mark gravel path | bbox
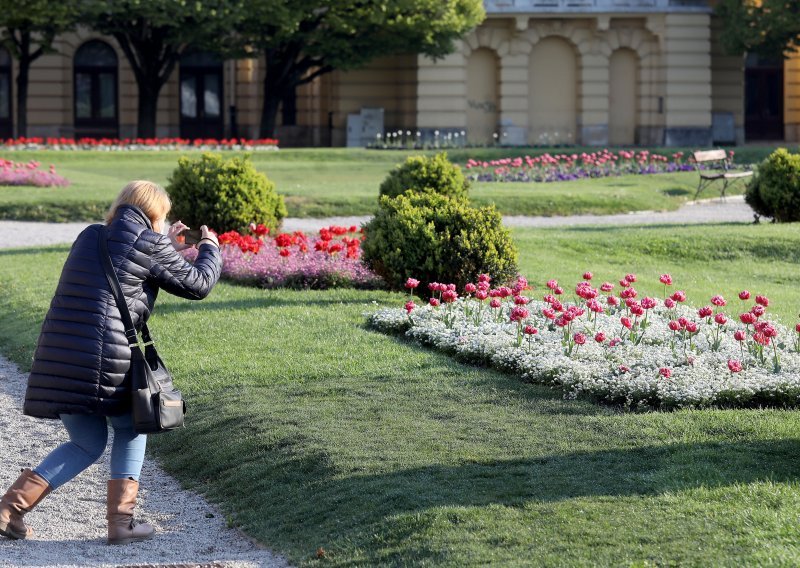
[0,195,755,250]
[0,356,290,568]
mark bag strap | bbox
[97,225,153,348]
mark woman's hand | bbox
[167,220,195,251]
[198,225,219,249]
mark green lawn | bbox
[1,222,799,566]
[0,146,776,221]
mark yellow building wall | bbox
[661,13,713,145]
[27,29,181,138]
[327,55,418,146]
[1,10,768,147]
[785,52,800,142]
[417,15,679,146]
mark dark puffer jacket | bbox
[24,205,222,419]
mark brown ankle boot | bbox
[0,468,52,540]
[106,478,155,545]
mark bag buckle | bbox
[125,329,138,347]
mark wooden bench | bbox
[691,149,753,200]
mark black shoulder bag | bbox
[98,226,186,434]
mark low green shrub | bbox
[378,152,469,201]
[362,192,518,293]
[166,153,286,232]
[745,148,800,222]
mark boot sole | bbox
[107,532,155,545]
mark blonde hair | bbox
[105,180,172,231]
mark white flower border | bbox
[367,300,800,410]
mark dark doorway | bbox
[73,40,119,139]
[0,47,11,138]
[179,52,224,140]
[745,54,784,141]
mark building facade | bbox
[0,0,796,146]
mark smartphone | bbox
[180,228,203,245]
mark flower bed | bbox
[368,273,800,409]
[464,149,739,183]
[1,137,279,151]
[182,224,382,290]
[0,158,69,187]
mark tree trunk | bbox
[259,69,286,140]
[15,56,29,138]
[135,82,162,139]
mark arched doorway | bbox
[74,40,118,139]
[529,37,577,145]
[180,52,224,139]
[609,48,639,145]
[0,47,11,138]
[466,48,499,145]
[745,53,784,141]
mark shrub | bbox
[745,148,800,222]
[166,152,286,232]
[362,192,518,293]
[378,152,469,201]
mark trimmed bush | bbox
[166,153,286,232]
[362,192,518,293]
[378,152,469,201]
[745,148,800,222]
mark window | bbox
[74,40,118,137]
[179,51,224,139]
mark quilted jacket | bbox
[23,204,222,419]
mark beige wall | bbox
[660,13,712,145]
[327,55,418,146]
[709,14,744,144]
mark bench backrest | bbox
[693,149,727,163]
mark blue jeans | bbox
[33,413,147,490]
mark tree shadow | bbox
[155,292,392,315]
[162,406,800,562]
[662,188,692,197]
[0,245,70,257]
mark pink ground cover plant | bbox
[370,272,800,409]
[182,224,382,290]
[0,158,69,187]
[463,149,741,183]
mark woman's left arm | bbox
[148,234,222,300]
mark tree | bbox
[716,0,800,59]
[82,0,244,138]
[235,0,485,139]
[0,0,78,137]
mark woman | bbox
[0,180,222,545]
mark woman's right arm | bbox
[147,229,222,300]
